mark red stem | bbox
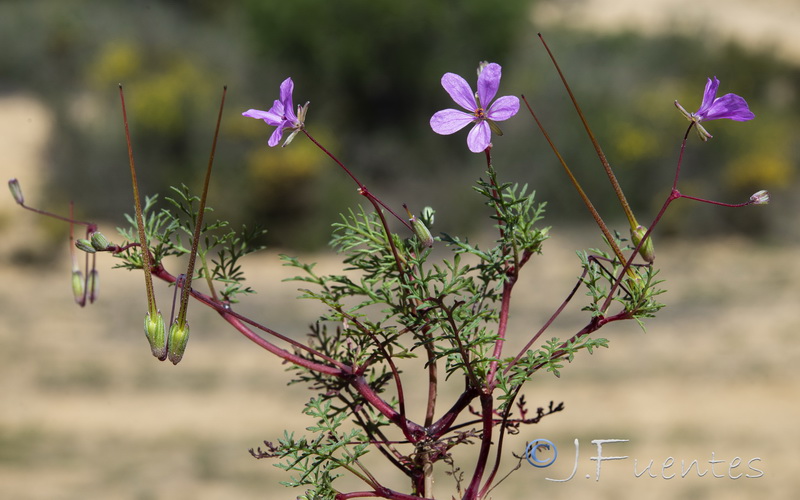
[503,260,588,377]
[335,489,432,500]
[149,263,429,440]
[303,129,412,231]
[485,279,514,387]
[461,394,494,500]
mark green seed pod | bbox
[75,238,96,253]
[71,270,85,304]
[410,215,434,248]
[630,225,655,264]
[87,269,99,303]
[144,311,167,361]
[90,231,111,251]
[167,321,190,365]
[8,178,24,205]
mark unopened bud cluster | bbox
[76,231,113,253]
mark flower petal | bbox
[486,95,520,122]
[702,93,755,122]
[477,63,501,107]
[242,108,283,126]
[697,77,719,116]
[441,73,477,111]
[267,124,286,147]
[430,109,475,135]
[466,121,491,153]
[279,78,294,106]
[280,80,298,123]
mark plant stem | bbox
[486,279,514,387]
[302,129,412,231]
[522,95,635,278]
[600,124,693,312]
[503,261,588,378]
[175,86,226,328]
[462,394,494,500]
[119,84,157,316]
[537,33,639,230]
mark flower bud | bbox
[75,238,96,253]
[90,231,111,251]
[409,215,434,248]
[749,190,769,205]
[8,178,24,205]
[167,321,190,365]
[144,311,167,361]
[71,269,85,304]
[420,206,435,226]
[630,225,655,264]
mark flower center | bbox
[474,107,486,120]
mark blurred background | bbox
[1,0,798,251]
[1,0,798,499]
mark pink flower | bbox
[430,62,519,153]
[675,76,754,141]
[243,77,308,147]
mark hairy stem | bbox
[175,86,226,328]
[537,33,639,230]
[522,95,635,278]
[119,84,157,316]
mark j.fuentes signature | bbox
[525,438,764,481]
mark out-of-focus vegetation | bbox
[1,0,797,249]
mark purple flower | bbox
[430,62,519,153]
[243,77,308,147]
[675,76,754,141]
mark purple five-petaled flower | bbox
[243,77,308,147]
[675,76,754,141]
[430,62,519,153]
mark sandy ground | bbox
[2,3,800,496]
[1,227,798,499]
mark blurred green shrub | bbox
[241,0,531,132]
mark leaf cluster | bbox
[273,171,562,491]
[578,233,666,329]
[114,184,266,303]
[250,397,370,500]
